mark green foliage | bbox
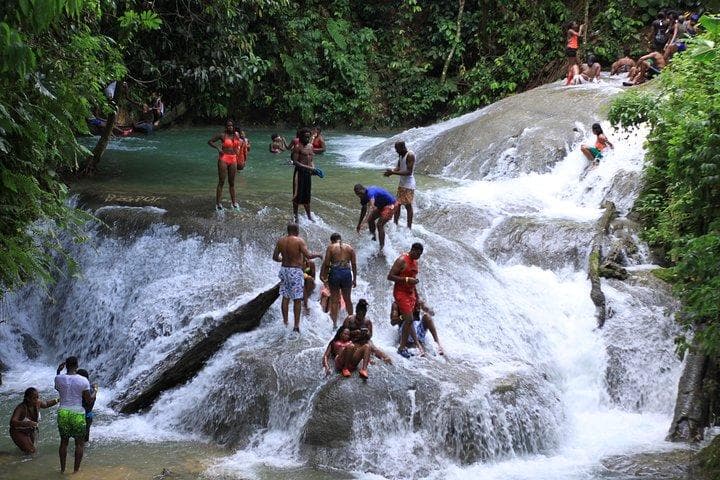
[610,15,720,356]
[0,0,124,292]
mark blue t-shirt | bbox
[361,186,396,208]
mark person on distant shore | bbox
[9,387,59,454]
[384,141,416,229]
[302,256,316,313]
[76,369,98,442]
[580,123,613,168]
[55,356,95,473]
[269,134,289,153]
[208,119,240,211]
[580,54,601,82]
[311,127,326,154]
[320,233,357,328]
[388,243,425,358]
[565,21,585,85]
[291,127,316,222]
[150,92,164,126]
[272,223,322,333]
[610,47,635,75]
[391,297,444,355]
[354,184,397,250]
[236,129,250,171]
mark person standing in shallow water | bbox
[354,184,397,250]
[291,127,315,222]
[208,119,240,211]
[9,387,59,454]
[384,140,416,229]
[273,223,322,333]
[55,356,95,473]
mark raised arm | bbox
[272,240,282,263]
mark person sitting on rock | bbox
[580,54,602,82]
[610,47,635,75]
[390,297,444,355]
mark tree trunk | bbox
[441,0,466,85]
[83,111,116,176]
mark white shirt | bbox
[55,373,91,413]
[398,150,416,190]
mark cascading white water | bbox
[0,77,685,479]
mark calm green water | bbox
[74,128,447,206]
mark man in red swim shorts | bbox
[387,242,424,358]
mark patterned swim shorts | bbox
[57,408,86,439]
[396,186,415,205]
[278,266,304,300]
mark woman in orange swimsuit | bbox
[565,21,585,85]
[208,120,240,211]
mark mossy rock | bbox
[651,267,676,284]
[691,435,720,480]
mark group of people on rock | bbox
[8,356,98,473]
[564,8,701,87]
[271,138,444,379]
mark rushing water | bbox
[0,75,690,479]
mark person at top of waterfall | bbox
[302,256,316,313]
[390,297,444,355]
[311,127,326,154]
[9,387,60,454]
[384,140,416,229]
[388,243,425,359]
[236,129,250,171]
[651,11,670,54]
[354,184,397,250]
[291,127,316,222]
[269,133,289,153]
[564,21,585,85]
[610,47,635,75]
[55,356,95,473]
[320,233,357,328]
[625,51,666,86]
[580,54,601,83]
[273,223,322,333]
[208,119,241,211]
[76,369,98,442]
[580,123,614,168]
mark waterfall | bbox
[0,76,683,479]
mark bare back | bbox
[328,242,354,265]
[275,235,310,268]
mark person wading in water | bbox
[291,127,316,222]
[208,119,241,211]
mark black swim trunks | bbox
[565,47,577,58]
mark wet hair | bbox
[287,223,299,235]
[225,118,234,126]
[299,127,311,137]
[66,356,78,370]
[411,242,424,253]
[356,299,369,313]
[271,133,278,140]
[330,233,341,243]
[587,54,596,65]
[328,325,348,348]
[592,123,603,134]
[354,184,365,194]
[77,369,89,379]
[395,140,406,150]
[23,387,38,402]
[657,12,665,20]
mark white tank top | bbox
[398,151,416,190]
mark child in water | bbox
[580,123,614,168]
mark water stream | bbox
[0,75,689,479]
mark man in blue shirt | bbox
[354,184,397,250]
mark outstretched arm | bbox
[356,205,368,232]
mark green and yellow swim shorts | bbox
[57,408,86,439]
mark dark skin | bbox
[320,237,358,327]
[10,390,59,454]
[56,361,96,473]
[388,247,425,355]
[384,142,415,228]
[291,130,315,222]
[354,186,392,250]
[208,121,239,207]
[272,225,321,330]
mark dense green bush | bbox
[609,15,720,357]
[0,0,126,292]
